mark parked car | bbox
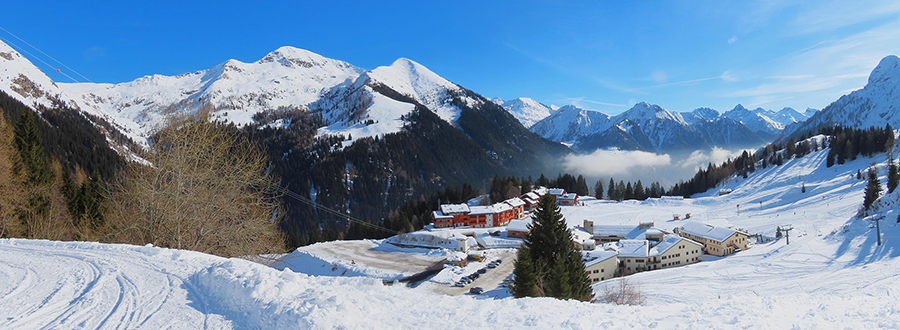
[469,287,484,294]
[478,268,487,274]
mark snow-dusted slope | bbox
[499,97,555,128]
[312,57,484,143]
[3,145,900,328]
[60,46,364,145]
[0,40,80,110]
[787,55,900,138]
[528,104,610,143]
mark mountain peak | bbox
[692,107,720,119]
[501,97,555,128]
[256,46,351,70]
[868,55,900,87]
[731,104,749,112]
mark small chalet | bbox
[506,219,531,238]
[521,192,541,211]
[674,221,750,256]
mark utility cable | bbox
[0,25,93,83]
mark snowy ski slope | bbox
[1,147,899,329]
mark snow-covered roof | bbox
[559,193,578,200]
[616,240,650,258]
[469,203,513,215]
[504,197,526,208]
[440,204,470,214]
[548,188,566,195]
[583,250,618,268]
[592,224,665,241]
[677,221,743,243]
[592,225,635,238]
[507,219,531,232]
[650,234,703,256]
[523,192,541,202]
[431,211,453,220]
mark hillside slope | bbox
[2,145,899,328]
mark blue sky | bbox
[3,0,900,115]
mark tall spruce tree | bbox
[594,179,604,199]
[607,178,615,201]
[511,194,591,300]
[864,167,882,210]
[888,158,899,194]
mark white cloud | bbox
[562,147,752,185]
[728,36,738,44]
[563,149,671,178]
[652,70,668,83]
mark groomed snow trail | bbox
[0,240,231,329]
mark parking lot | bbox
[420,251,517,297]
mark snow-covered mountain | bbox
[785,55,900,138]
[0,41,81,110]
[528,104,610,144]
[530,102,767,154]
[528,97,821,154]
[312,57,483,141]
[497,97,556,128]
[60,46,365,145]
[721,104,785,140]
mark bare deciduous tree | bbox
[110,112,284,257]
[596,278,646,306]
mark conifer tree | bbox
[594,179,603,199]
[511,194,591,300]
[607,178,615,201]
[889,158,900,194]
[864,167,882,210]
[511,246,537,298]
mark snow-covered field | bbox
[2,147,900,329]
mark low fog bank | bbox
[562,147,753,190]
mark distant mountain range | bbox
[506,98,817,154]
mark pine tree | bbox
[575,175,589,196]
[12,110,52,185]
[511,246,537,298]
[864,167,882,210]
[512,194,591,300]
[888,159,900,194]
[607,178,615,201]
[594,179,604,199]
[801,183,806,193]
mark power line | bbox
[0,34,79,83]
[0,26,93,82]
[272,184,399,235]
